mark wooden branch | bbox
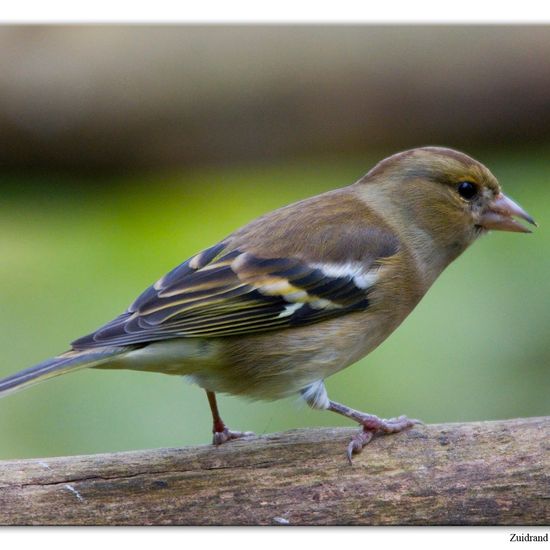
[0,417,548,525]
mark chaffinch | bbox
[0,147,536,460]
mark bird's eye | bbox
[457,181,478,200]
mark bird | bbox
[0,146,536,461]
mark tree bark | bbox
[0,417,548,525]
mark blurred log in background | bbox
[1,25,550,174]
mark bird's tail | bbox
[0,348,123,399]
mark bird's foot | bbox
[346,414,422,463]
[212,427,255,446]
[206,390,255,446]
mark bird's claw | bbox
[212,428,255,446]
[347,429,374,463]
[376,415,423,433]
[347,414,422,463]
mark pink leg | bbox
[327,400,422,463]
[206,391,254,445]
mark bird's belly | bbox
[115,310,401,401]
[187,311,398,400]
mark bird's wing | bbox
[71,230,399,349]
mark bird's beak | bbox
[478,193,537,233]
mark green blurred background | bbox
[0,26,548,459]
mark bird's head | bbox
[357,146,536,282]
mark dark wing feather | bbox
[72,232,398,350]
